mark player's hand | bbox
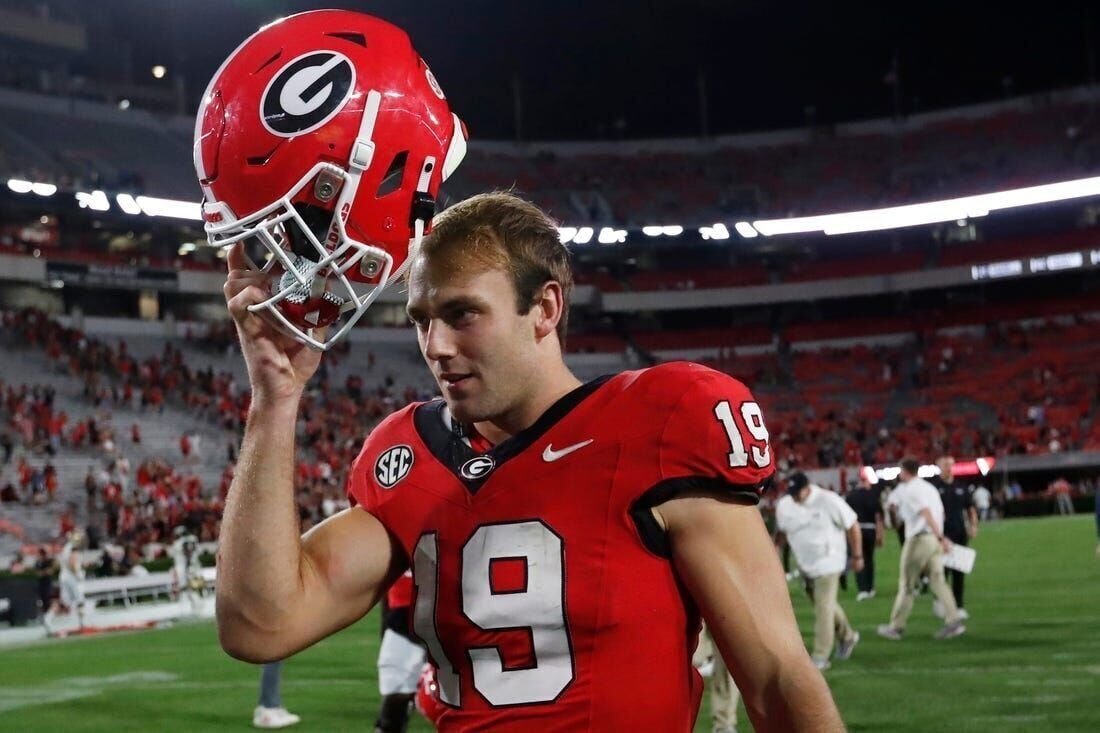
[875,531,884,548]
[851,556,865,573]
[940,537,953,553]
[968,523,978,539]
[224,242,323,405]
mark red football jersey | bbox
[347,362,774,732]
[387,569,414,609]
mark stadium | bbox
[0,1,1097,731]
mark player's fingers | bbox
[226,284,270,324]
[225,241,249,272]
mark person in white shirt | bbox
[972,484,992,521]
[878,458,966,640]
[169,526,204,611]
[45,530,87,631]
[775,473,862,670]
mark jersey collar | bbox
[413,374,612,494]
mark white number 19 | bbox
[714,400,771,469]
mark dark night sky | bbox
[98,0,1099,140]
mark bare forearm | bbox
[754,661,845,731]
[846,525,861,555]
[919,508,944,540]
[217,397,304,637]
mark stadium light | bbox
[75,190,110,212]
[752,174,1100,237]
[642,225,684,237]
[152,65,167,79]
[558,226,578,244]
[30,183,56,196]
[7,178,33,194]
[116,194,143,215]
[734,221,759,238]
[573,227,594,245]
[136,196,202,221]
[118,99,131,110]
[598,227,627,244]
[178,242,197,255]
[699,223,730,240]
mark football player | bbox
[203,11,841,731]
[374,570,426,733]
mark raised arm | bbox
[656,494,845,731]
[216,244,402,662]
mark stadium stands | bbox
[2,85,1098,224]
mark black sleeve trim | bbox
[629,475,768,559]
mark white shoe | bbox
[834,630,860,661]
[932,599,946,619]
[957,608,970,620]
[253,706,300,729]
[856,591,870,602]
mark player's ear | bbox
[532,280,563,341]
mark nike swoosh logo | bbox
[542,439,594,462]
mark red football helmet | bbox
[415,663,446,726]
[194,10,467,350]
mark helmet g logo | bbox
[261,51,355,137]
[375,445,414,489]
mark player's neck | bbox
[474,363,582,445]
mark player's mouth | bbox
[440,372,474,389]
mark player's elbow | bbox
[216,603,292,663]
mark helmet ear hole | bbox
[375,150,409,198]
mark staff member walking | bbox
[878,458,966,641]
[846,472,884,601]
[931,456,977,619]
[776,473,862,670]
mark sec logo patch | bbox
[375,445,414,489]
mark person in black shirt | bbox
[35,547,55,617]
[932,456,977,618]
[846,473,885,600]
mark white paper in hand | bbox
[943,544,977,574]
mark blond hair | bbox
[416,191,573,342]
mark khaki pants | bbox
[694,625,741,732]
[808,572,855,661]
[888,532,960,629]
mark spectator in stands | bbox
[775,472,862,670]
[878,458,965,641]
[84,465,98,511]
[931,456,977,620]
[0,430,11,463]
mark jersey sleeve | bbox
[657,369,775,499]
[344,408,411,514]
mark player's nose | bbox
[423,320,459,362]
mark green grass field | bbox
[3,515,1098,731]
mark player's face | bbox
[937,456,955,479]
[407,257,539,425]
